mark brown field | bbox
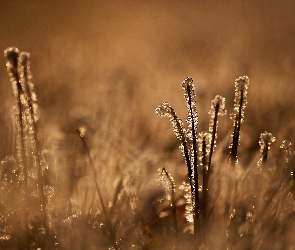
[0,1,295,249]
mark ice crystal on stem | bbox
[257,131,275,168]
[198,132,211,170]
[18,52,38,122]
[229,76,249,166]
[208,95,227,158]
[181,77,198,140]
[181,77,198,184]
[198,132,211,219]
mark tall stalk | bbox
[229,76,249,167]
[198,132,209,221]
[204,96,226,220]
[155,102,193,195]
[18,52,49,239]
[181,77,202,246]
[227,76,249,212]
[160,167,178,240]
[4,47,30,248]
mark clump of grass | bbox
[156,78,202,247]
[4,47,49,248]
[2,47,295,249]
[156,74,295,249]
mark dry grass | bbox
[0,47,295,250]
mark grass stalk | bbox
[181,78,202,246]
[257,132,275,169]
[161,167,178,240]
[77,127,118,249]
[227,77,249,212]
[18,52,49,243]
[4,47,30,248]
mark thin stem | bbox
[16,80,30,249]
[204,103,220,221]
[186,85,202,246]
[77,131,118,250]
[162,168,178,240]
[231,90,244,168]
[201,137,207,220]
[207,103,219,180]
[19,55,49,243]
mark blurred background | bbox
[1,1,295,248]
[0,0,295,168]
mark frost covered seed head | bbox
[155,102,173,117]
[259,131,276,151]
[209,95,227,117]
[4,47,20,97]
[4,47,19,71]
[181,77,194,90]
[235,76,249,91]
[230,75,249,123]
[155,102,186,141]
[257,131,275,168]
[78,126,86,137]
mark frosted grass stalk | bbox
[257,132,275,169]
[198,132,210,220]
[203,96,227,220]
[155,102,193,194]
[280,140,293,170]
[4,47,30,248]
[18,52,49,238]
[159,168,178,239]
[208,95,226,174]
[77,127,118,250]
[181,77,201,245]
[229,76,249,167]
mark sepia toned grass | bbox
[1,47,295,250]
